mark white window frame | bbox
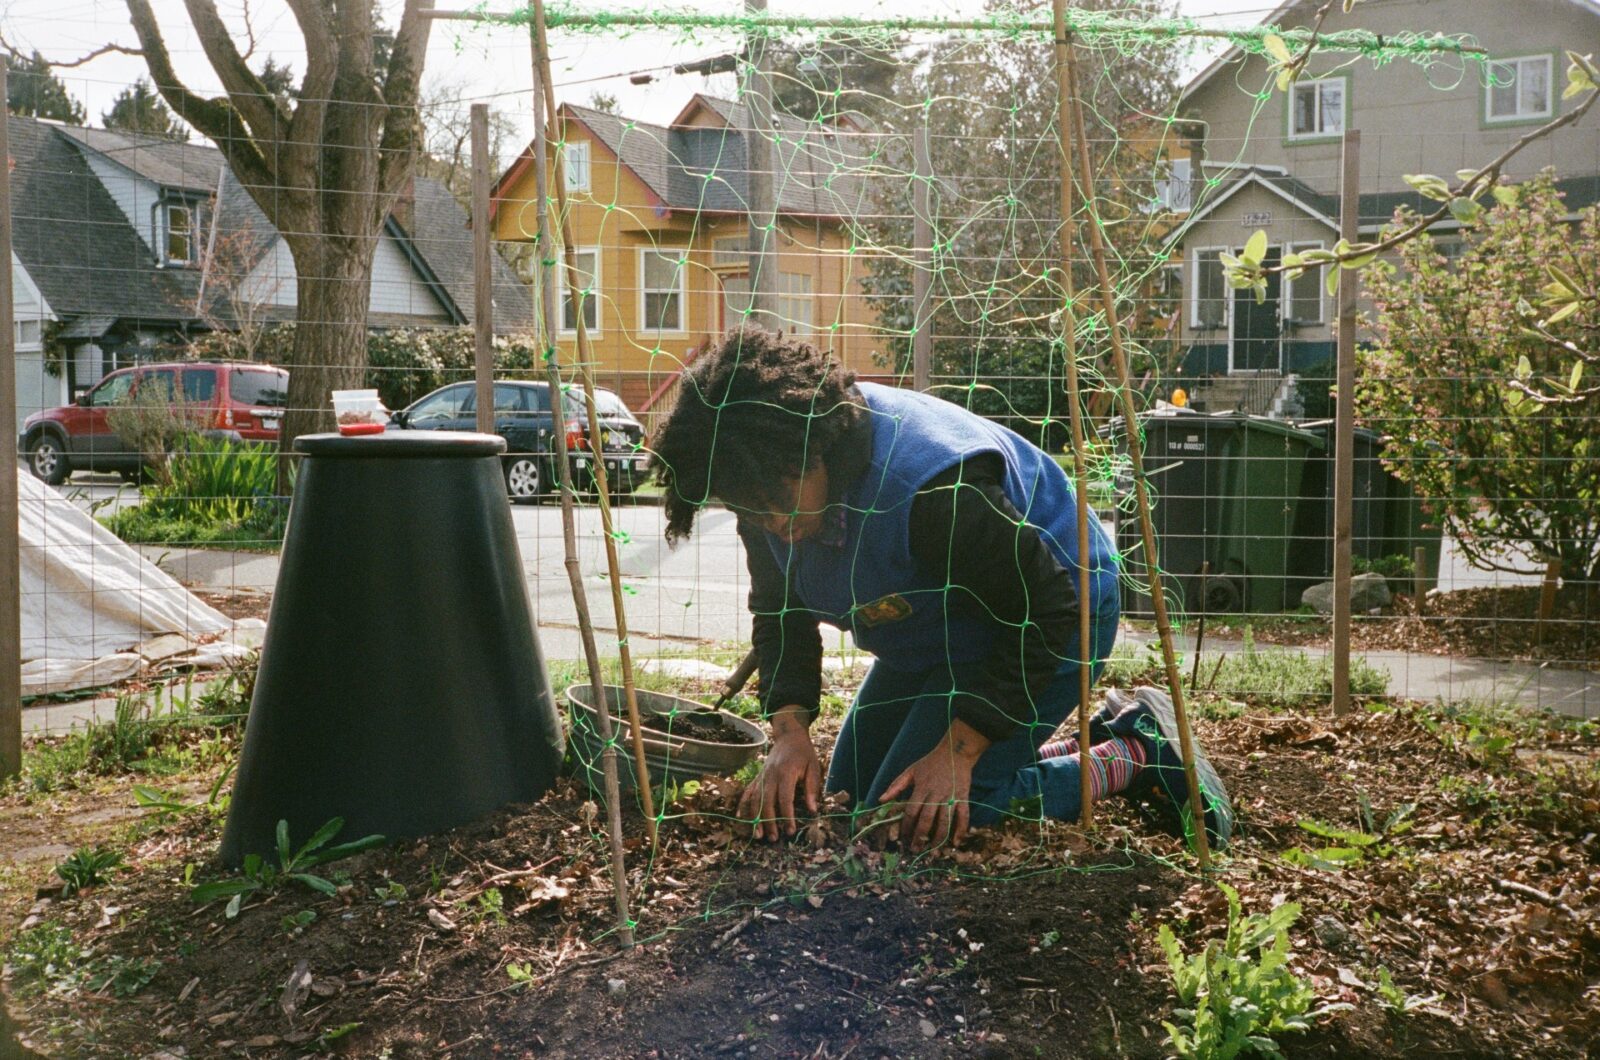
[14,319,43,350]
[1287,76,1346,141]
[1485,54,1553,124]
[1190,246,1230,331]
[777,271,814,340]
[563,140,591,193]
[154,199,200,267]
[558,247,601,336]
[638,247,688,334]
[1284,241,1325,325]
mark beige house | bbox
[1165,0,1600,415]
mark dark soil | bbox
[640,709,757,745]
[3,700,1598,1058]
[195,590,274,624]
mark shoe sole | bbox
[1117,687,1234,849]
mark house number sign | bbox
[1241,211,1272,226]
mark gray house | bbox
[1165,0,1600,416]
[9,115,533,426]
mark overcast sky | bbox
[0,0,1281,157]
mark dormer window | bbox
[154,197,204,267]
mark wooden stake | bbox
[1537,559,1561,647]
[528,25,634,948]
[1051,8,1094,828]
[1191,561,1210,693]
[531,0,658,848]
[1331,130,1360,717]
[1063,48,1209,866]
[912,123,933,392]
[471,104,495,436]
[0,63,21,782]
[1412,545,1427,616]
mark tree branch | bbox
[122,0,277,199]
[280,0,338,206]
[0,32,142,67]
[375,0,435,209]
[180,0,284,143]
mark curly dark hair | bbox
[649,327,862,543]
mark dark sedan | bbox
[388,380,649,503]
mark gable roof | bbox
[9,115,531,334]
[1167,166,1600,246]
[1180,0,1600,106]
[493,95,869,222]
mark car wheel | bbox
[27,434,69,485]
[504,455,543,504]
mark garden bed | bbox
[2,678,1597,1058]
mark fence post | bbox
[1331,129,1360,717]
[0,63,22,782]
[472,103,494,435]
[744,0,777,324]
[912,123,933,391]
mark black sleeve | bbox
[907,456,1080,744]
[737,517,824,725]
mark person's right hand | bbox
[736,709,822,841]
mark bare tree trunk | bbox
[278,233,378,490]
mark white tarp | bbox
[17,467,248,695]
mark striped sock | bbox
[1039,736,1079,760]
[1084,735,1147,800]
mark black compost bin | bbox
[1113,410,1322,618]
[219,432,565,865]
[1290,421,1444,601]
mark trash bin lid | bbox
[295,431,507,459]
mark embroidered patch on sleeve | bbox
[854,593,913,628]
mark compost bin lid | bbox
[295,431,506,458]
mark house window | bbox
[1486,55,1552,123]
[1285,242,1325,324]
[155,200,200,266]
[14,320,41,349]
[1289,77,1345,140]
[639,248,686,332]
[1192,248,1228,330]
[559,248,600,334]
[777,272,814,340]
[712,235,749,268]
[564,141,591,193]
[1157,158,1192,211]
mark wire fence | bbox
[7,5,1597,777]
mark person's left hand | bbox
[879,720,991,851]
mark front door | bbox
[1231,246,1282,373]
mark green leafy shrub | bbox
[1159,883,1339,1058]
[102,436,286,549]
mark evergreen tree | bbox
[102,77,183,137]
[4,51,85,124]
[258,58,296,106]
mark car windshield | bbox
[232,369,290,408]
[560,388,631,419]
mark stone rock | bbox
[606,977,627,996]
[1312,914,1350,950]
[1300,572,1391,615]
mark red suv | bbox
[20,361,290,484]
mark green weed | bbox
[280,909,318,935]
[85,955,161,998]
[191,818,385,919]
[1159,882,1345,1059]
[54,846,123,896]
[5,922,85,996]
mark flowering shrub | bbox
[1359,173,1600,582]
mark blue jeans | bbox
[824,601,1121,827]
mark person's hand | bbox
[879,720,991,851]
[736,706,822,842]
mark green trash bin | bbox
[1114,410,1323,618]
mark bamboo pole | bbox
[0,63,22,782]
[1050,9,1094,828]
[911,123,932,392]
[1063,47,1210,866]
[471,104,495,435]
[528,26,635,949]
[531,0,658,847]
[1331,130,1360,717]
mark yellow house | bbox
[490,94,882,416]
